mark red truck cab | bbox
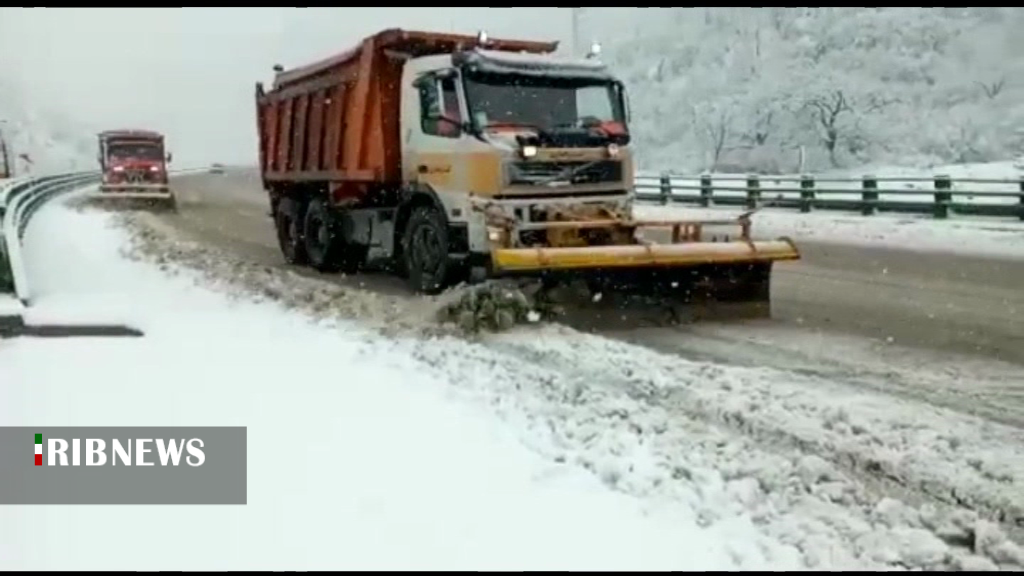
[97,129,172,191]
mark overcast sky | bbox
[0,8,580,168]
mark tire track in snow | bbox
[485,328,1024,543]
[607,324,1024,430]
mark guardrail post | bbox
[699,174,712,207]
[0,202,12,294]
[0,252,12,294]
[1018,177,1024,221]
[659,172,671,205]
[799,175,814,213]
[746,174,760,209]
[861,175,878,216]
[933,175,952,219]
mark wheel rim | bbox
[411,222,444,280]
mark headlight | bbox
[521,145,538,159]
[487,227,506,243]
[607,143,620,158]
[149,165,160,172]
[112,166,125,172]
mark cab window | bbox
[418,74,462,138]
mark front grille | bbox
[508,160,623,186]
[110,169,160,184]
[123,169,150,183]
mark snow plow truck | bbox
[254,29,800,316]
[86,129,176,211]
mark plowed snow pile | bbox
[45,195,1024,570]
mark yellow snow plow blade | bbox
[479,211,801,320]
[492,238,799,272]
[488,213,800,273]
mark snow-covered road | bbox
[1,197,789,571]
[3,194,1024,570]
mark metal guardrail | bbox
[1,172,101,301]
[0,167,223,338]
[1,172,103,337]
[634,171,1024,220]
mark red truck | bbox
[254,28,798,311]
[89,129,176,210]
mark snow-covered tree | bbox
[592,7,1024,172]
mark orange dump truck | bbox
[254,28,799,309]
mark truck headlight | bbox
[521,145,538,159]
[487,227,506,243]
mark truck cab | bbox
[399,45,635,257]
[89,129,177,210]
[97,129,172,191]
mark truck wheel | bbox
[303,197,362,274]
[275,197,308,265]
[402,206,453,295]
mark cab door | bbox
[407,69,465,191]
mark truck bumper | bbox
[99,183,171,194]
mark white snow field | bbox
[3,196,1024,570]
[0,198,800,570]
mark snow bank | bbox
[0,201,792,571]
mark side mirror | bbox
[166,152,173,163]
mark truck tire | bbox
[303,197,363,274]
[402,205,454,295]
[275,196,308,265]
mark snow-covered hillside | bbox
[0,78,93,175]
[589,8,1024,173]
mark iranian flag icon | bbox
[35,433,42,466]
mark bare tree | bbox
[804,90,852,167]
[692,105,733,170]
[976,78,1005,99]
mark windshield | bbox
[463,73,626,132]
[108,142,163,162]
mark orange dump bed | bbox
[255,28,558,192]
